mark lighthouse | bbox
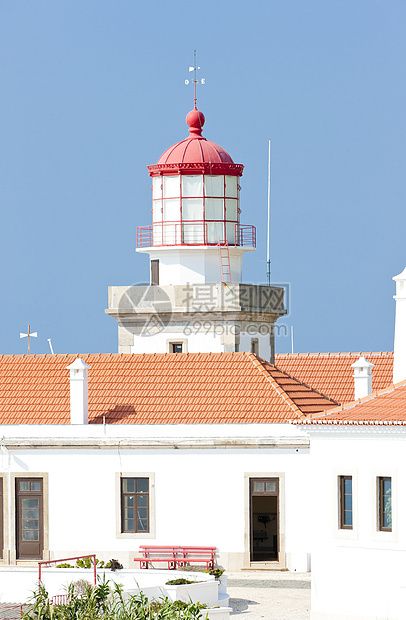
[107,105,286,360]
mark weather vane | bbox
[185,50,205,108]
[20,324,37,355]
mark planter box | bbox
[201,607,233,620]
[164,580,219,606]
[218,574,227,595]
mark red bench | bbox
[134,545,216,570]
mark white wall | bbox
[131,329,271,358]
[309,427,406,620]
[139,247,250,285]
[239,332,271,360]
[0,423,311,573]
[131,329,223,354]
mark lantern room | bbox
[136,107,256,286]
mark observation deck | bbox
[137,222,256,249]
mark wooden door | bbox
[151,260,159,286]
[16,478,43,559]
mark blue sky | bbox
[1,1,405,355]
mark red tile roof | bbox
[298,380,406,425]
[0,352,337,425]
[275,352,393,404]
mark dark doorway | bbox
[16,478,43,559]
[151,260,159,286]
[250,478,279,562]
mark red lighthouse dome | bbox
[148,107,243,176]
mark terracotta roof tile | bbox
[0,352,336,425]
[275,352,393,404]
[297,380,406,425]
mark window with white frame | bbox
[121,477,149,534]
[339,475,353,529]
[378,476,392,532]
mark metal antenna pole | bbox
[267,139,271,286]
[185,52,205,107]
[194,49,197,108]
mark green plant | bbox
[204,568,224,580]
[23,578,207,620]
[56,563,74,568]
[165,578,196,585]
[105,558,123,571]
[75,557,108,569]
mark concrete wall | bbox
[309,427,406,620]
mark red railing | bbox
[51,594,70,606]
[0,604,24,619]
[38,554,97,586]
[137,222,256,249]
[237,224,256,247]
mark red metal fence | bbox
[38,554,97,586]
[0,604,24,619]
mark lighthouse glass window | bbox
[225,176,238,198]
[182,175,203,197]
[205,176,224,197]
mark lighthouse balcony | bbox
[137,222,256,249]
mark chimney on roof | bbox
[393,267,406,384]
[67,358,91,424]
[351,356,374,400]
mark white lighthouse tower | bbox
[139,106,252,286]
[107,104,286,359]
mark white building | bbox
[0,351,336,574]
[294,268,406,619]
[301,381,406,620]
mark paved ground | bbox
[227,571,311,619]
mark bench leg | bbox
[169,560,176,570]
[140,561,148,569]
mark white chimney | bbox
[67,358,91,424]
[393,267,406,384]
[351,356,374,400]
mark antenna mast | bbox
[266,139,271,286]
[20,324,37,355]
[185,50,205,107]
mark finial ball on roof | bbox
[186,108,205,137]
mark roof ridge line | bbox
[247,354,305,420]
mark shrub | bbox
[56,563,74,568]
[204,568,224,579]
[23,579,207,619]
[165,578,197,585]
